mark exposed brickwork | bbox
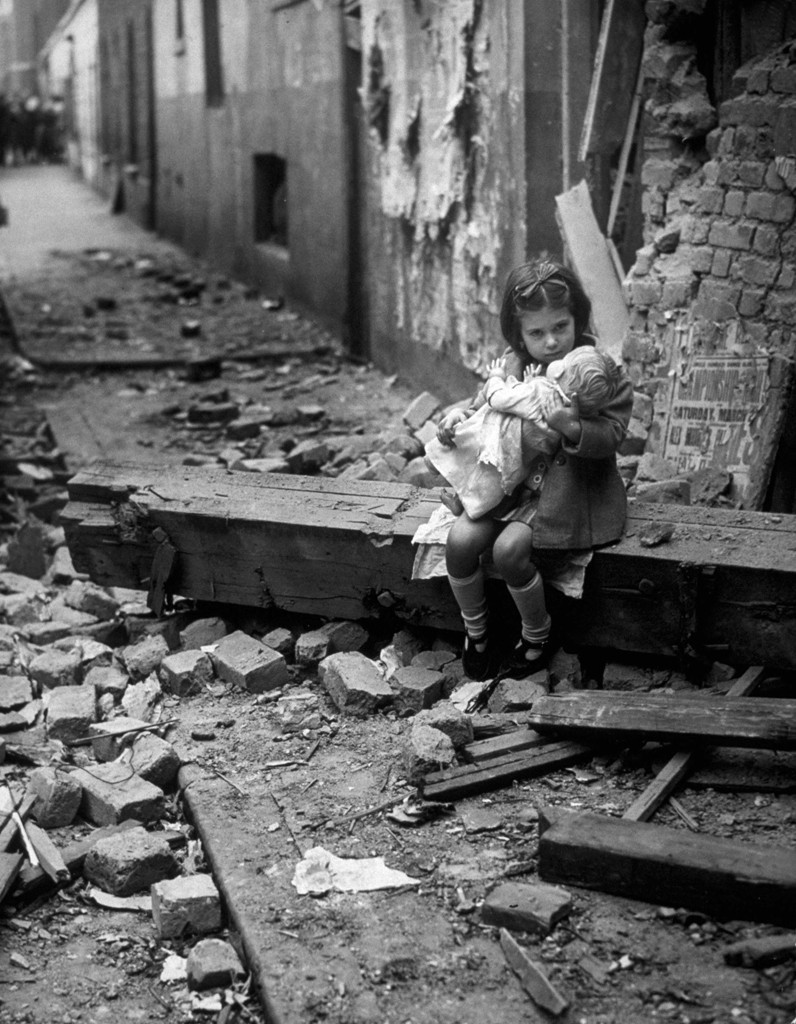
[622,28,796,504]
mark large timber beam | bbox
[61,462,796,669]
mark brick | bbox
[412,700,473,748]
[739,256,777,287]
[260,626,293,654]
[402,391,440,431]
[294,629,331,666]
[29,647,82,689]
[84,662,129,700]
[151,873,222,938]
[84,826,178,896]
[320,620,369,654]
[285,439,331,472]
[661,279,693,308]
[711,249,733,277]
[641,158,678,190]
[738,161,766,187]
[404,722,455,783]
[319,651,393,716]
[186,938,245,991]
[753,223,780,256]
[159,649,214,696]
[391,666,443,714]
[0,675,34,711]
[411,649,456,671]
[73,761,165,825]
[122,633,169,680]
[211,630,289,693]
[719,96,775,128]
[26,767,83,829]
[277,691,321,733]
[481,881,572,935]
[487,674,548,714]
[179,616,228,650]
[63,580,120,621]
[130,733,181,788]
[625,279,663,308]
[46,684,96,742]
[707,221,754,250]
[122,675,163,721]
[722,190,745,217]
[89,716,151,761]
[695,187,724,214]
[739,289,765,317]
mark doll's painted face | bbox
[518,305,576,365]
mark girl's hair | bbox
[499,259,592,356]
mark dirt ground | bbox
[1,221,795,1024]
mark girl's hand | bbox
[437,408,469,446]
[486,358,507,380]
[545,393,582,443]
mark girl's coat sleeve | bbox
[561,374,633,460]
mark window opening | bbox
[202,0,224,106]
[253,154,287,247]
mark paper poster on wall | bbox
[662,354,771,497]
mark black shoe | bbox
[462,632,494,681]
[499,635,550,678]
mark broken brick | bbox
[72,761,165,826]
[83,825,178,896]
[481,880,572,935]
[151,873,222,938]
[211,630,289,693]
[391,666,443,714]
[45,684,96,742]
[319,652,393,716]
[158,649,214,696]
[26,766,83,829]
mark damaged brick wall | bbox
[622,5,796,508]
[361,1,525,388]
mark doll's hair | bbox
[554,347,621,417]
[499,259,593,356]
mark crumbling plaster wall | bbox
[361,0,525,390]
[621,3,796,505]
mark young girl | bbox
[436,258,633,680]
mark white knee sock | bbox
[507,573,551,646]
[448,567,488,640]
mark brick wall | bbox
[620,22,796,508]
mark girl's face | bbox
[518,305,576,365]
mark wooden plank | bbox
[0,853,23,905]
[421,742,594,801]
[463,727,548,764]
[61,463,796,668]
[527,693,796,751]
[555,180,629,363]
[24,822,70,885]
[623,666,767,822]
[500,928,569,1016]
[578,0,646,160]
[538,806,796,926]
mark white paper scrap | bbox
[292,846,421,895]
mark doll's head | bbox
[499,258,592,357]
[546,347,621,417]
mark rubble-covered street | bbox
[1,167,795,1024]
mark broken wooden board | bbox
[526,692,796,751]
[555,180,629,364]
[537,805,796,927]
[623,666,766,822]
[421,741,594,801]
[61,462,796,669]
[463,727,548,765]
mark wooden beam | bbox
[61,463,796,669]
[538,806,796,926]
[623,666,767,822]
[463,728,548,765]
[526,692,796,751]
[421,741,594,801]
[0,853,23,905]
